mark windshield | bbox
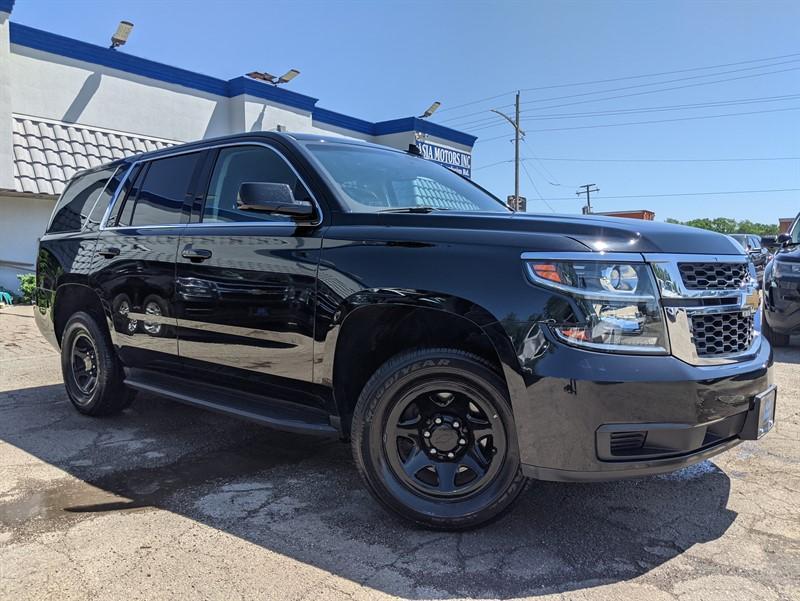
[730,234,748,249]
[303,142,509,213]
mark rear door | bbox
[174,143,326,410]
[91,150,207,373]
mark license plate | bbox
[756,387,777,438]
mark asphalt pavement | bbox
[0,304,797,600]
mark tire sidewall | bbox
[354,351,525,529]
[61,313,115,413]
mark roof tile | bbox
[10,116,178,196]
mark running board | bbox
[124,368,338,437]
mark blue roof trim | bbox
[312,108,375,135]
[375,117,477,147]
[0,0,14,14]
[8,22,476,148]
[227,77,318,112]
[313,112,476,147]
[9,22,230,96]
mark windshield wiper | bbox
[378,206,450,214]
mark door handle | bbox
[181,247,213,263]
[97,246,120,258]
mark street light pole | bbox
[491,91,524,210]
[514,91,520,204]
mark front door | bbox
[92,150,206,372]
[174,144,325,409]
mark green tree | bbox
[667,217,778,236]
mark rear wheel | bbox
[351,348,526,530]
[61,311,134,416]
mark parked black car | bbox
[763,214,800,347]
[730,233,769,282]
[34,133,776,529]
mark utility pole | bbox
[491,91,524,210]
[577,184,599,214]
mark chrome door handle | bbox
[181,247,212,263]
[97,246,120,258]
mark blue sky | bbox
[12,0,800,223]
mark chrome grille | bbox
[690,311,754,356]
[678,262,749,290]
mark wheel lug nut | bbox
[430,448,438,455]
[452,421,460,429]
[434,417,442,425]
[423,431,431,438]
[459,438,466,445]
[447,452,455,459]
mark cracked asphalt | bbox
[0,304,797,600]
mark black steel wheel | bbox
[69,332,99,397]
[61,311,134,416]
[352,348,526,530]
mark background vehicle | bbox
[730,233,769,282]
[763,213,800,346]
[34,133,776,530]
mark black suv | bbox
[35,133,776,529]
[764,213,800,347]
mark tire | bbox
[61,311,134,416]
[763,316,790,347]
[351,348,527,530]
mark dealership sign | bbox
[416,140,472,178]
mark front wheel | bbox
[351,348,527,530]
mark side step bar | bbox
[124,368,339,437]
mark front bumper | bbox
[765,277,800,334]
[507,328,773,481]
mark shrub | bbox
[16,273,36,304]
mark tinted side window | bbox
[48,167,117,233]
[117,152,202,226]
[203,146,312,223]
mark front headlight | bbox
[526,260,669,354]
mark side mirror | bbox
[777,233,792,245]
[236,182,314,218]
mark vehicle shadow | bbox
[773,342,800,364]
[0,384,737,599]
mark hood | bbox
[774,245,800,263]
[368,211,744,255]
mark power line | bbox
[520,159,556,212]
[453,92,800,131]
[472,105,800,141]
[536,156,800,163]
[521,138,567,186]
[434,50,800,117]
[472,156,800,171]
[522,105,800,133]
[523,188,800,201]
[440,62,800,126]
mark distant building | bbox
[595,210,655,221]
[0,1,475,291]
[779,217,794,234]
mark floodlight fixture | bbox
[110,21,134,50]
[419,101,441,119]
[246,69,301,86]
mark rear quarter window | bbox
[115,152,203,227]
[47,166,118,233]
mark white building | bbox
[0,1,475,292]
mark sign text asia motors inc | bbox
[417,140,472,178]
